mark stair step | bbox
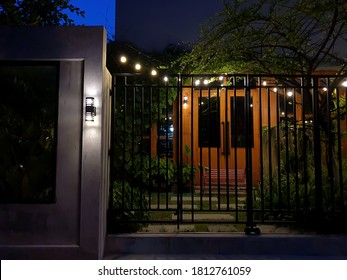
[171,213,234,221]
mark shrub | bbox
[110,180,149,233]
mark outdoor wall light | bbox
[287,90,293,97]
[343,80,347,87]
[151,69,157,76]
[183,96,188,109]
[163,76,169,82]
[85,97,96,121]
[195,80,201,86]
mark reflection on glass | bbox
[0,62,58,203]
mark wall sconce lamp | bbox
[183,96,188,109]
[85,97,96,121]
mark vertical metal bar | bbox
[259,77,264,222]
[224,85,230,211]
[199,83,203,209]
[216,86,221,209]
[326,78,335,214]
[176,74,183,228]
[301,77,308,214]
[156,86,161,209]
[130,85,136,209]
[313,76,323,219]
[148,85,153,210]
[208,85,212,210]
[122,76,127,211]
[165,81,169,209]
[284,87,289,212]
[190,78,195,218]
[267,84,273,219]
[233,77,238,220]
[340,84,347,212]
[140,86,145,210]
[336,81,343,213]
[339,84,346,213]
[276,86,281,214]
[245,74,256,233]
[293,86,299,216]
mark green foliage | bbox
[113,78,177,179]
[132,156,176,189]
[180,145,197,186]
[111,180,149,233]
[0,64,57,203]
[0,0,85,26]
[179,0,347,75]
[254,121,347,222]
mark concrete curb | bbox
[105,233,347,259]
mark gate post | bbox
[244,75,261,235]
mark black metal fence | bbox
[108,73,347,234]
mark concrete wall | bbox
[0,26,111,259]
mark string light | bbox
[135,63,142,71]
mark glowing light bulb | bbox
[135,63,141,70]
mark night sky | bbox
[70,0,224,51]
[116,0,224,51]
[69,0,116,39]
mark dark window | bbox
[157,116,174,157]
[279,92,295,116]
[0,62,59,203]
[231,96,254,148]
[199,96,220,147]
[157,106,174,157]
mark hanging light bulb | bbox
[135,63,141,71]
[120,56,127,63]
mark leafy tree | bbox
[178,0,347,216]
[179,0,347,75]
[0,0,84,26]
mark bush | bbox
[110,180,149,233]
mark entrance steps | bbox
[148,196,246,210]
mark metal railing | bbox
[108,73,347,234]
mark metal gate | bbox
[108,73,347,234]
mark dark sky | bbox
[116,0,224,51]
[70,0,115,37]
